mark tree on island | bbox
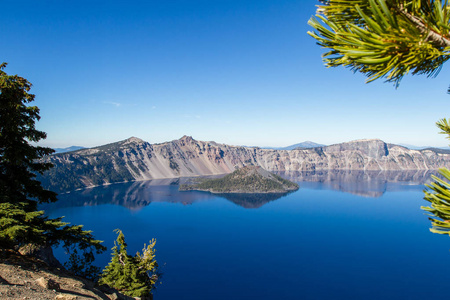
[308,1,450,235]
[0,62,105,279]
[99,229,159,298]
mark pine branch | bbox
[396,4,450,48]
[437,118,450,141]
[308,0,450,87]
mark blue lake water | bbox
[44,171,450,299]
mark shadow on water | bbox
[41,170,438,211]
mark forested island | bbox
[179,166,299,194]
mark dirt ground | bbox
[0,249,133,300]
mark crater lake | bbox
[43,171,450,300]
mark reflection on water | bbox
[215,192,293,209]
[42,178,216,211]
[276,170,437,198]
[42,170,437,211]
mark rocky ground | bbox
[0,248,136,300]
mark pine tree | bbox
[308,0,450,235]
[99,229,159,298]
[0,62,57,209]
[0,62,105,275]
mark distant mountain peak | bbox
[180,135,194,141]
[277,141,326,151]
[177,135,197,145]
[53,146,85,154]
[123,137,144,144]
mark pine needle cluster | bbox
[422,120,450,235]
[422,168,450,235]
[308,0,450,87]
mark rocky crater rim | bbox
[56,136,433,154]
[41,135,450,194]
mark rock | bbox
[325,139,389,159]
[55,294,77,300]
[72,282,85,289]
[108,293,119,300]
[98,285,136,300]
[107,291,140,300]
[36,277,60,290]
[19,244,65,269]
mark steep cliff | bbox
[39,136,450,192]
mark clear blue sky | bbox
[2,0,449,148]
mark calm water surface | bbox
[44,171,450,300]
